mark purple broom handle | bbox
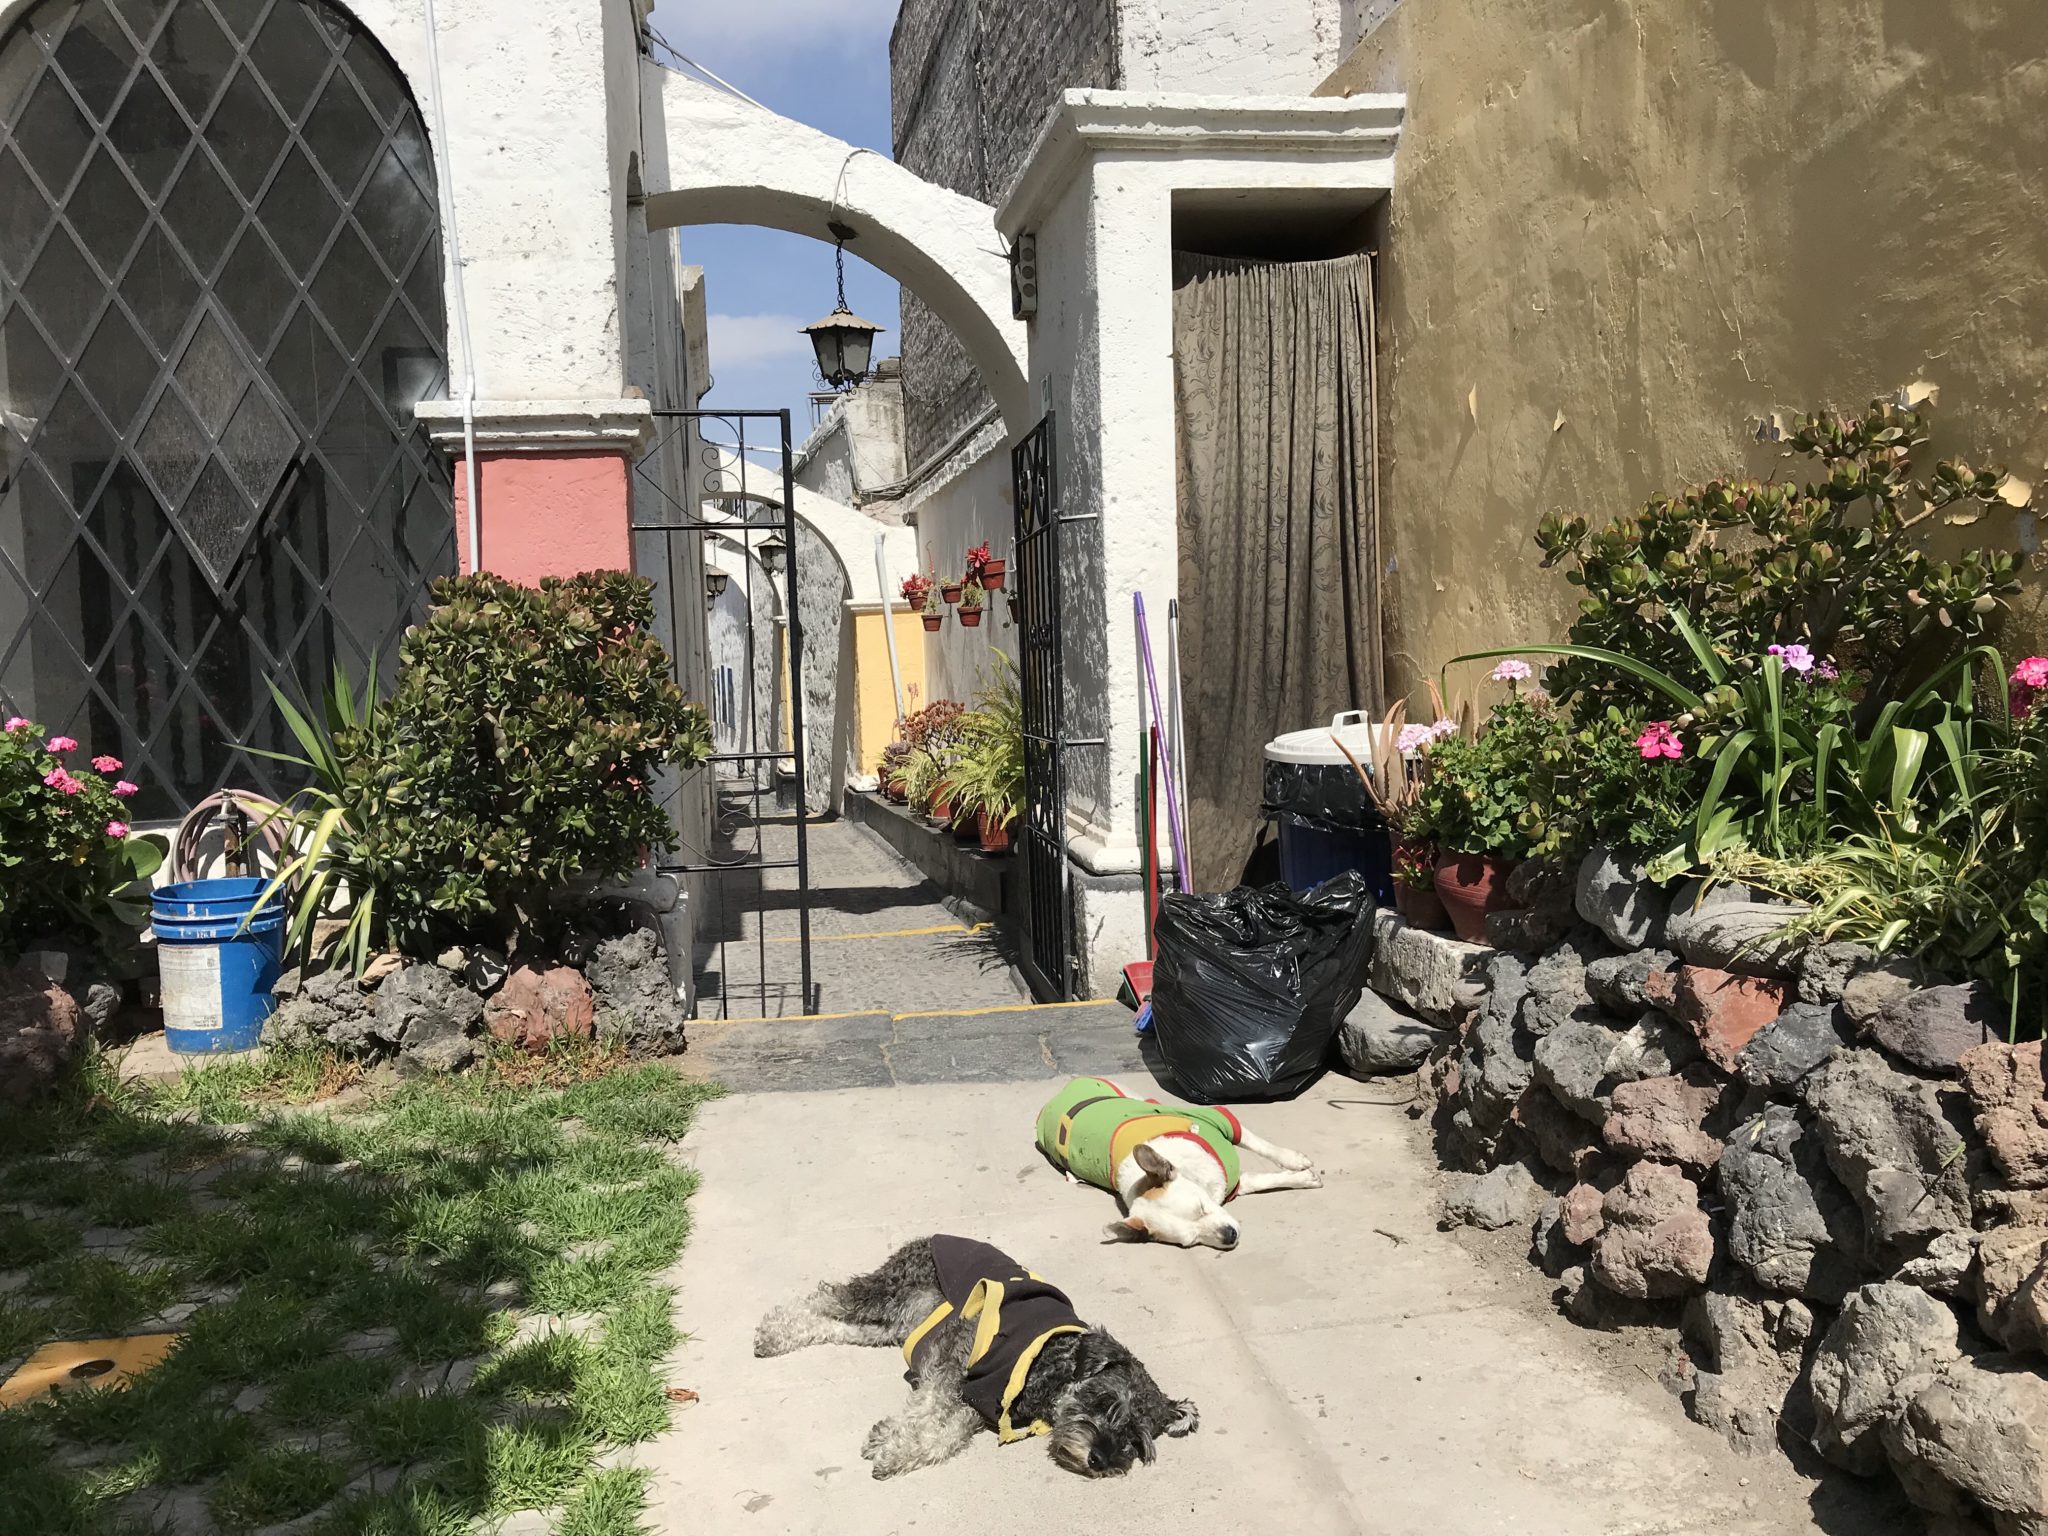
[1135,592,1192,892]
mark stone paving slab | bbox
[685,1002,1145,1093]
[640,1072,1906,1536]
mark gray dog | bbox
[754,1235,1199,1480]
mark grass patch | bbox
[0,1051,719,1534]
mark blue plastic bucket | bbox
[152,878,287,1055]
[1276,814,1395,907]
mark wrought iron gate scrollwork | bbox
[1012,413,1071,1001]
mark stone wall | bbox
[888,0,1120,466]
[1344,855,2048,1529]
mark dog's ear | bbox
[1104,1216,1151,1242]
[1133,1142,1175,1181]
[1162,1398,1200,1438]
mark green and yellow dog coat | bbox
[1034,1076,1244,1200]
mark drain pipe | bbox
[874,533,906,724]
[421,0,481,573]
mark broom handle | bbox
[1135,592,1192,892]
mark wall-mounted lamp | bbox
[756,532,788,578]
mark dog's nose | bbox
[1219,1227,1239,1248]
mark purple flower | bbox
[1490,659,1533,684]
[1428,718,1459,741]
[1395,723,1435,755]
[1766,644,1815,675]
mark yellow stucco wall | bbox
[1320,0,2048,702]
[851,605,931,772]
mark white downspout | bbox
[421,0,481,573]
[875,534,906,724]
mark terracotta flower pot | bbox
[1395,881,1452,932]
[959,608,983,628]
[978,560,1006,591]
[942,583,963,605]
[885,776,908,803]
[1433,851,1515,945]
[921,614,942,632]
[952,811,980,843]
[927,796,954,824]
[977,810,1012,854]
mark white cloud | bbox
[706,312,816,372]
[651,0,896,62]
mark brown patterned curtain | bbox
[1171,251,1382,892]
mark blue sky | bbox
[646,1,905,439]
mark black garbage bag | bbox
[1149,870,1376,1103]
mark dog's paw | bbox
[1302,1167,1323,1189]
[861,1419,893,1459]
[1270,1148,1315,1173]
[1164,1398,1200,1438]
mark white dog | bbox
[1034,1077,1321,1249]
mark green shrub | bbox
[1535,395,2020,715]
[0,720,163,957]
[1523,705,1706,861]
[263,572,711,967]
[1413,693,1556,861]
[945,661,1024,829]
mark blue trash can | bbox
[152,878,287,1055]
[1263,713,1397,907]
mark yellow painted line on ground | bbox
[764,922,990,944]
[702,998,1119,1028]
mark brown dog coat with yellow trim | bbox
[903,1235,1088,1441]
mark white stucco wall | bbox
[792,372,909,508]
[903,426,1019,710]
[996,90,1402,887]
[1119,0,1347,94]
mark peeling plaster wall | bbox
[1320,0,2048,699]
[1120,0,1343,93]
[793,372,909,508]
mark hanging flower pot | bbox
[942,582,963,605]
[921,614,942,632]
[1433,850,1515,945]
[959,609,983,628]
[1007,595,1022,624]
[977,810,1012,854]
[978,558,1006,591]
[957,583,986,628]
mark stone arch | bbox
[645,67,1030,434]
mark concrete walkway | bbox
[643,1049,1899,1536]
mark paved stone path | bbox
[691,810,1031,1019]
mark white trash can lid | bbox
[1264,711,1396,768]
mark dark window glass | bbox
[0,0,451,812]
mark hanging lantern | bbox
[756,532,788,577]
[801,221,886,391]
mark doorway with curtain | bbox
[1170,250,1383,894]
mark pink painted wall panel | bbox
[452,452,633,584]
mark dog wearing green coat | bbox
[1035,1077,1322,1249]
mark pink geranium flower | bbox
[105,821,129,839]
[1636,722,1684,760]
[1490,658,1533,684]
[2011,657,2048,718]
[1395,723,1435,755]
[91,754,122,773]
[3,716,28,732]
[45,735,78,753]
[43,768,84,795]
[113,780,139,798]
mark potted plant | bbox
[879,740,913,803]
[1393,841,1451,930]
[941,578,963,605]
[957,580,985,628]
[920,584,944,632]
[900,572,932,611]
[948,662,1024,855]
[968,541,1006,591]
[1412,682,1549,943]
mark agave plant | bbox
[244,663,389,977]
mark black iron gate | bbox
[630,409,813,1018]
[1013,415,1072,1000]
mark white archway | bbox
[644,65,1031,435]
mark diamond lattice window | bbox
[0,0,452,820]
